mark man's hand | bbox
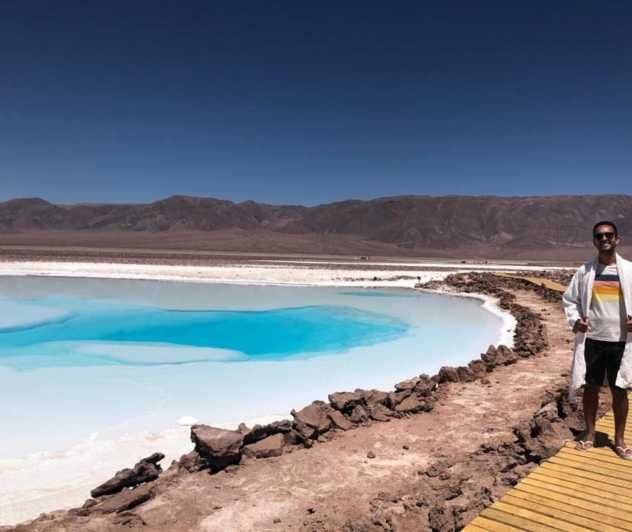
[573,317,588,333]
[627,315,632,332]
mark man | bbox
[563,221,632,459]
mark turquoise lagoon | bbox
[0,277,506,457]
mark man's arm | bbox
[562,269,586,332]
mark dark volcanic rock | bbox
[481,345,499,369]
[112,512,147,527]
[413,376,434,396]
[428,506,457,532]
[242,433,285,459]
[282,430,303,446]
[514,401,578,461]
[394,378,419,391]
[454,487,494,529]
[177,451,209,473]
[456,366,475,382]
[349,404,370,423]
[496,345,518,365]
[288,427,314,447]
[468,359,487,378]
[387,390,412,408]
[357,388,389,406]
[190,425,244,472]
[395,395,431,414]
[91,453,164,498]
[437,366,460,384]
[291,401,332,437]
[292,420,317,441]
[368,403,395,422]
[243,420,292,445]
[328,391,364,412]
[140,452,164,466]
[95,484,155,514]
[328,409,355,430]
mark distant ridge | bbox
[1,194,631,251]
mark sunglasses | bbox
[593,232,616,240]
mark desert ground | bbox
[0,229,622,264]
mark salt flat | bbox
[0,258,550,525]
[0,258,565,286]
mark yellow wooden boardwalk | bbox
[493,272,568,293]
[464,409,632,531]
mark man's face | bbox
[593,224,620,252]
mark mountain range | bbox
[1,195,630,259]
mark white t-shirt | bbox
[588,263,627,342]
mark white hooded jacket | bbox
[562,253,632,401]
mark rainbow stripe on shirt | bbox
[592,270,621,302]
[588,263,625,341]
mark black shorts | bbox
[584,338,626,389]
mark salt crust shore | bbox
[0,259,563,286]
[0,259,538,525]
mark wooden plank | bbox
[481,507,566,532]
[595,416,632,429]
[547,455,632,481]
[590,446,632,459]
[532,464,629,496]
[559,447,632,469]
[595,423,632,434]
[465,516,523,532]
[558,448,632,473]
[540,461,632,489]
[462,523,490,532]
[505,490,631,531]
[596,421,628,430]
[549,453,632,480]
[522,474,632,510]
[560,445,632,467]
[482,505,587,532]
[595,419,632,428]
[515,479,632,521]
[592,432,632,438]
[590,431,632,437]
[492,272,567,292]
[594,427,632,436]
[594,428,632,435]
[498,495,622,531]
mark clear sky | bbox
[1,1,631,205]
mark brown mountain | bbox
[0,195,630,258]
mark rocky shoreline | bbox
[5,271,577,532]
[353,384,583,531]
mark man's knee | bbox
[611,386,629,400]
[584,384,601,395]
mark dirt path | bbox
[13,289,575,532]
[134,290,573,531]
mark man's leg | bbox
[605,341,628,450]
[582,385,600,442]
[582,338,606,445]
[612,387,629,448]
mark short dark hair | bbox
[593,220,618,236]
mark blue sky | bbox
[1,1,631,205]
